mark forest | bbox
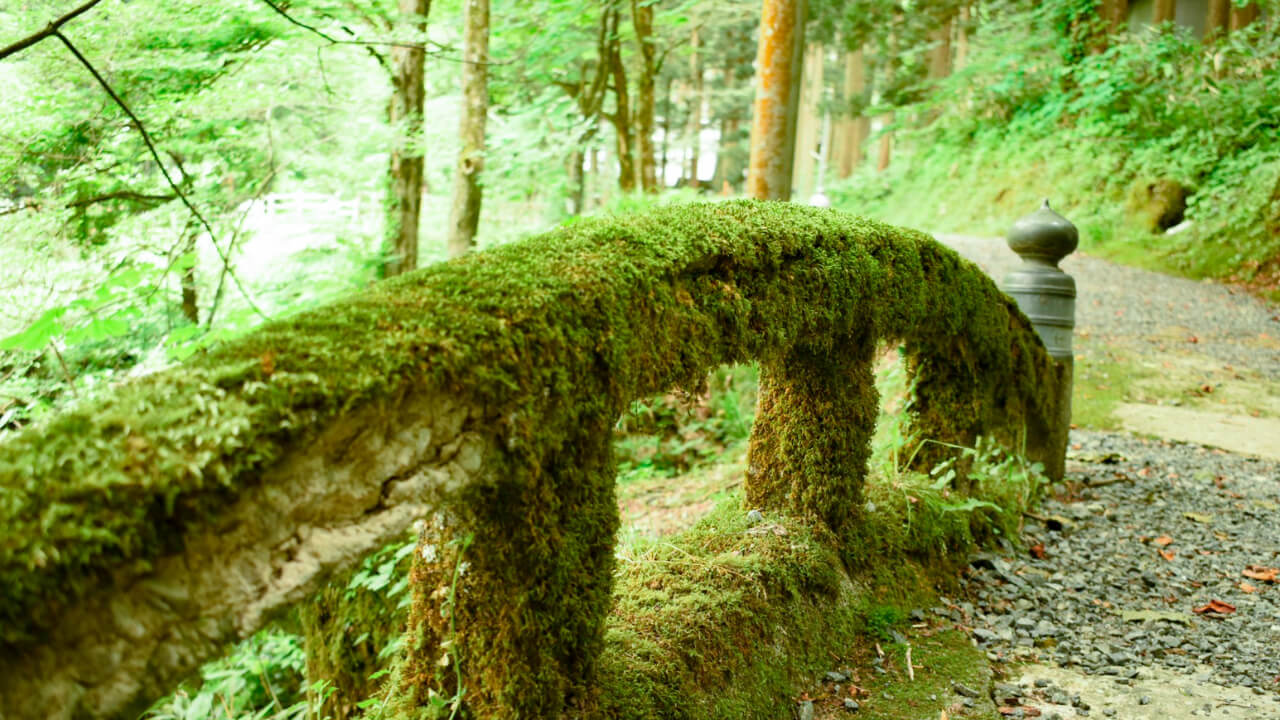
[1,0,1278,718]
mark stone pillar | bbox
[1002,200,1078,480]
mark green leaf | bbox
[0,308,67,351]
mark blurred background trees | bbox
[2,0,1274,427]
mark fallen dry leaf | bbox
[1154,535,1175,547]
[1030,543,1047,559]
[1193,599,1237,615]
[1243,565,1279,583]
[1240,582,1258,594]
[1160,549,1176,562]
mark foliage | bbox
[144,629,314,720]
[831,1,1280,293]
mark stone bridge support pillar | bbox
[1002,200,1078,480]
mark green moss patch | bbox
[808,629,997,720]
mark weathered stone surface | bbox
[0,389,495,720]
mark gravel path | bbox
[936,235,1280,379]
[952,429,1280,710]
[943,236,1279,717]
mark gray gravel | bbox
[936,234,1280,379]
[949,429,1280,694]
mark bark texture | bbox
[747,0,805,200]
[384,0,430,276]
[1099,0,1129,33]
[1152,0,1176,24]
[446,0,490,259]
[927,18,952,82]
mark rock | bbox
[746,509,764,525]
[824,671,849,683]
[954,683,981,698]
[1139,696,1151,705]
[797,699,814,720]
[842,698,859,712]
[973,628,998,643]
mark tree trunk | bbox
[446,0,489,258]
[1229,2,1259,30]
[876,112,892,172]
[955,4,970,70]
[712,50,742,190]
[605,12,636,193]
[1100,0,1128,33]
[567,149,585,215]
[1205,0,1230,38]
[180,232,198,324]
[384,0,430,276]
[834,48,867,179]
[1152,0,1175,24]
[685,28,704,188]
[791,42,822,202]
[747,0,806,200]
[632,0,658,193]
[928,18,952,82]
[661,76,672,187]
[876,39,894,173]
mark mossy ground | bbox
[804,629,997,720]
[589,349,1045,719]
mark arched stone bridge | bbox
[0,201,1066,720]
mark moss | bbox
[590,501,858,720]
[585,461,1027,720]
[1126,177,1189,233]
[0,201,1059,717]
[299,542,413,719]
[832,629,997,720]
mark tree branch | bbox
[256,0,509,66]
[0,0,105,61]
[67,190,176,208]
[53,30,267,320]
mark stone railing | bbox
[0,201,1068,720]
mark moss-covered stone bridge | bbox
[0,201,1066,720]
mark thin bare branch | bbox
[52,30,267,320]
[0,0,105,61]
[67,190,175,208]
[257,0,510,66]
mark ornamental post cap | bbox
[1007,199,1079,266]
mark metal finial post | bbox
[1003,199,1078,480]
